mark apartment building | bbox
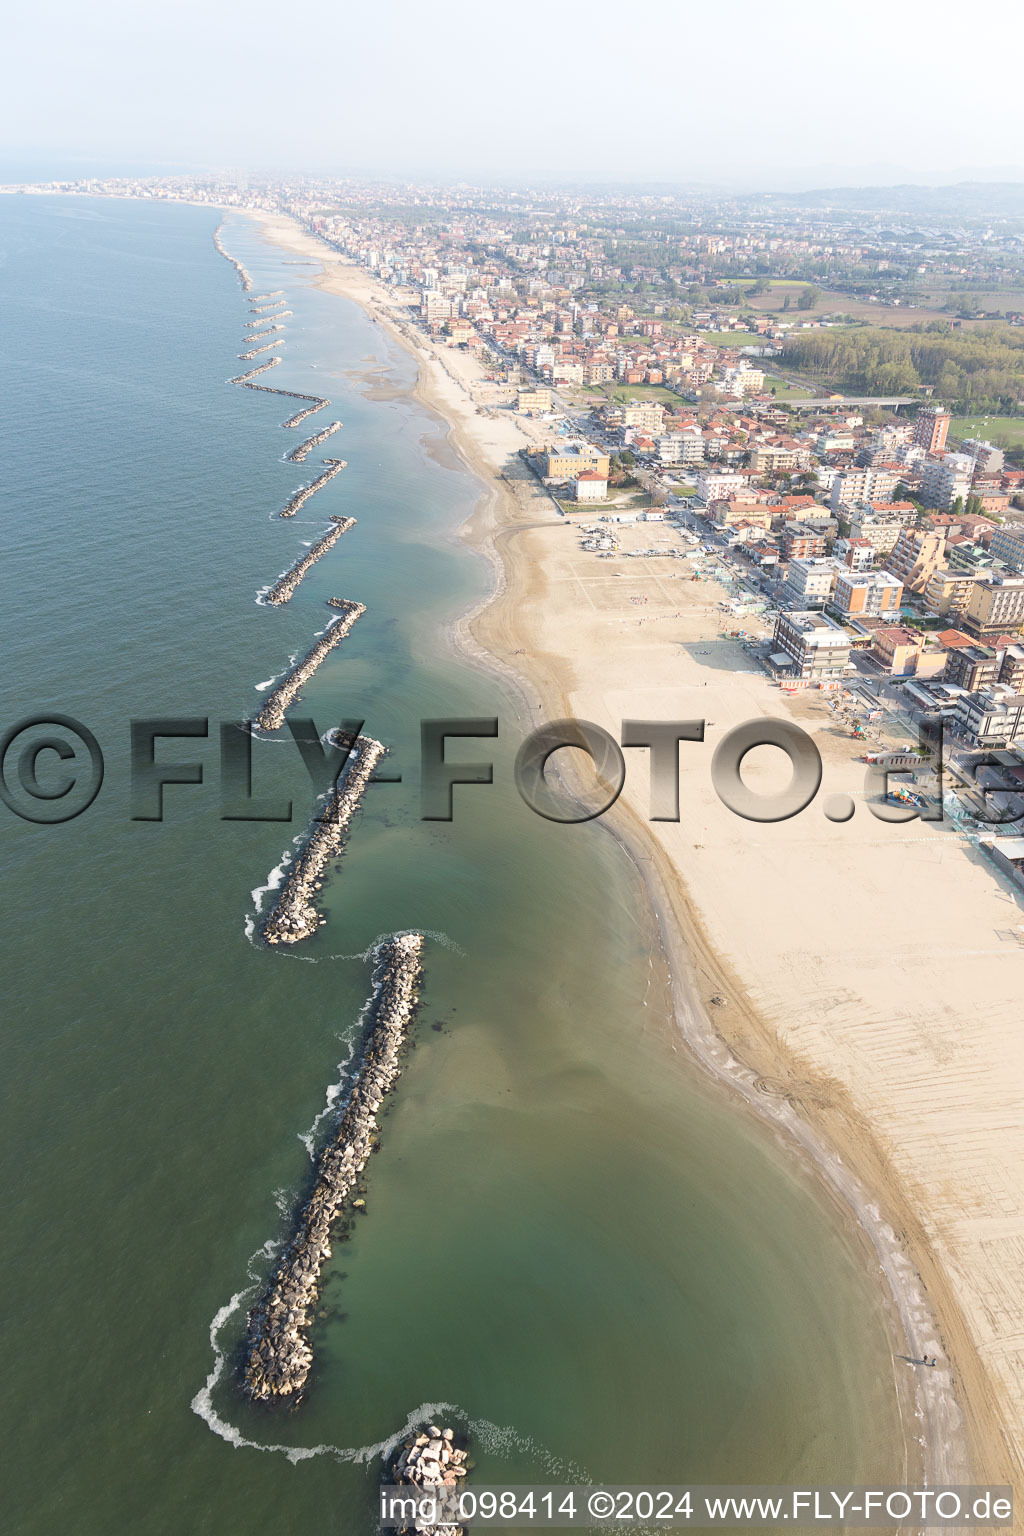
[963,575,1024,640]
[657,430,703,466]
[989,524,1024,573]
[696,470,747,505]
[944,644,1001,691]
[954,684,1024,747]
[517,386,552,414]
[847,515,903,558]
[912,404,951,456]
[835,536,875,572]
[923,567,985,617]
[622,401,666,433]
[749,443,809,474]
[830,569,903,618]
[868,625,924,677]
[783,524,828,560]
[781,557,838,610]
[920,453,974,512]
[829,466,900,511]
[771,610,853,681]
[885,528,947,594]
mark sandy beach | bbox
[246,208,1024,1493]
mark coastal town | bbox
[11,168,1024,1504]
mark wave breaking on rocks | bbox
[241,933,426,1402]
[261,733,385,945]
[264,517,356,606]
[253,599,365,731]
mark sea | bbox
[0,195,904,1533]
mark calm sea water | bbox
[0,196,903,1533]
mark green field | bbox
[697,330,760,346]
[583,381,683,405]
[952,415,1024,447]
[762,374,815,401]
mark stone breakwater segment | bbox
[282,399,329,428]
[242,933,426,1402]
[279,460,345,518]
[261,732,385,945]
[252,599,365,731]
[230,358,281,384]
[285,422,343,462]
[250,290,283,303]
[265,517,356,605]
[386,1427,471,1536]
[213,226,252,291]
[239,339,282,359]
[250,301,287,315]
[245,325,284,343]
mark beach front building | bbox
[572,471,609,503]
[770,610,854,683]
[954,684,1024,747]
[517,386,552,415]
[544,442,610,482]
[830,569,904,619]
[781,556,839,610]
[867,624,925,677]
[962,575,1024,641]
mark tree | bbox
[797,286,821,311]
[951,494,964,515]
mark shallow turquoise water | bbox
[0,196,903,1533]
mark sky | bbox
[5,0,1024,191]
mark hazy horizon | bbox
[6,0,1024,194]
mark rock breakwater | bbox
[285,422,343,462]
[282,399,329,428]
[231,358,281,384]
[264,517,356,605]
[279,460,345,518]
[260,733,388,945]
[386,1428,471,1535]
[242,933,425,1400]
[213,227,251,291]
[239,339,282,359]
[253,599,365,731]
[250,290,283,303]
[250,300,287,315]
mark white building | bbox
[782,557,839,610]
[696,470,747,506]
[920,453,974,511]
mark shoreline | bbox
[241,210,1008,1491]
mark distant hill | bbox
[765,182,1024,219]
